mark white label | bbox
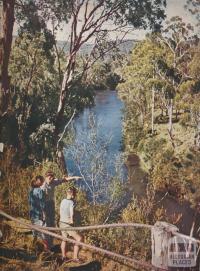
[168,236,197,268]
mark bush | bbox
[0,150,63,218]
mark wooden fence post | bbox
[0,142,4,152]
[151,221,179,270]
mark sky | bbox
[14,0,196,41]
[166,0,196,24]
[56,0,196,41]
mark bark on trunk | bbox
[0,0,15,116]
[54,71,72,174]
[168,98,173,136]
[151,86,155,134]
[175,109,178,121]
[56,150,68,175]
[55,64,74,136]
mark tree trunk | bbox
[175,109,178,121]
[55,61,74,136]
[168,98,173,136]
[56,150,68,175]
[54,80,68,173]
[54,71,72,174]
[0,0,15,116]
[151,86,155,134]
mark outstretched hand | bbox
[73,176,82,181]
[63,175,82,181]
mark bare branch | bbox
[56,109,76,150]
[52,21,62,86]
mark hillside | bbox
[57,39,138,54]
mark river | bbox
[64,90,126,199]
[72,90,124,157]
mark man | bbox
[60,187,83,263]
[29,175,48,250]
[41,170,81,248]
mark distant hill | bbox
[13,35,137,55]
[57,39,138,55]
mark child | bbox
[60,187,83,263]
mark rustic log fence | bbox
[0,210,199,270]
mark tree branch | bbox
[56,109,76,151]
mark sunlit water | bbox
[64,91,126,194]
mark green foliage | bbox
[157,16,199,113]
[16,0,71,35]
[151,148,200,204]
[151,150,184,197]
[0,148,59,217]
[189,46,200,79]
[117,37,167,151]
[7,33,59,163]
[87,61,120,90]
[138,137,167,166]
[179,113,191,127]
[67,80,95,111]
[116,0,166,31]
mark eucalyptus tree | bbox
[186,43,200,148]
[0,0,15,117]
[118,16,199,152]
[155,16,198,139]
[118,37,165,150]
[0,0,72,115]
[3,33,58,163]
[0,0,72,155]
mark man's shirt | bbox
[41,179,65,202]
[29,187,45,220]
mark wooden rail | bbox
[0,209,167,271]
[29,222,153,231]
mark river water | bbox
[64,90,126,192]
[72,90,124,157]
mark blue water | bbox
[64,91,124,182]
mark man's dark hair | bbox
[36,175,44,182]
[31,175,44,188]
[45,170,55,177]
